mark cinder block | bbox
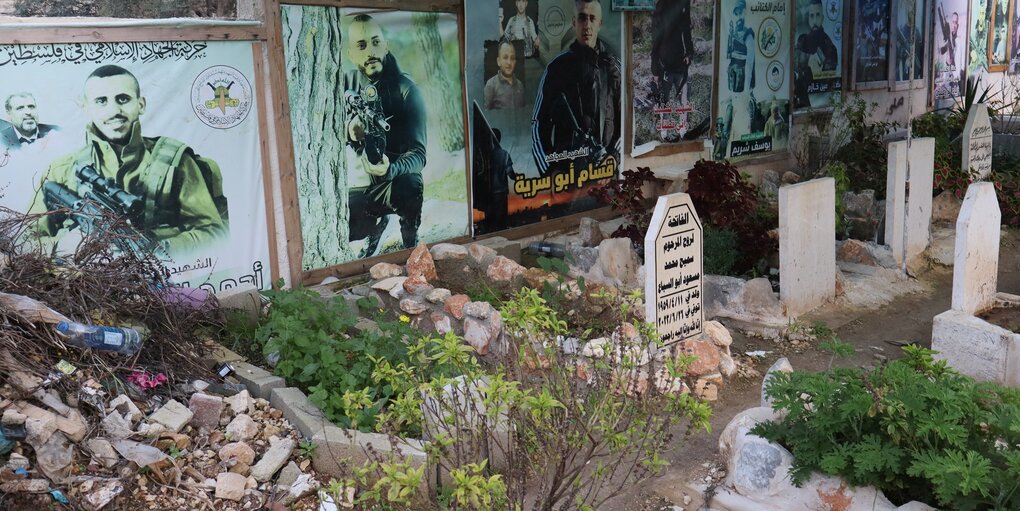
[232,361,285,400]
[476,236,522,263]
[311,424,428,477]
[270,387,331,438]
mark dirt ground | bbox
[606,230,1020,511]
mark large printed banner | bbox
[0,41,271,291]
[714,0,791,160]
[894,0,925,81]
[793,0,842,110]
[467,0,622,235]
[933,0,968,102]
[970,0,990,74]
[281,6,469,269]
[854,0,889,83]
[631,0,714,151]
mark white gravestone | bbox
[963,103,993,179]
[952,182,1001,314]
[886,138,936,266]
[779,178,836,317]
[644,193,703,344]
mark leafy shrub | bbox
[255,287,424,432]
[353,288,712,510]
[588,166,657,246]
[830,94,896,199]
[687,159,777,275]
[703,225,738,276]
[820,161,851,238]
[753,345,1020,510]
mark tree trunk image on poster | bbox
[0,40,271,292]
[631,0,715,151]
[282,6,469,270]
[713,0,791,161]
[933,0,968,102]
[792,0,842,110]
[466,0,623,236]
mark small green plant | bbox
[703,225,739,276]
[298,439,317,459]
[256,287,424,432]
[754,345,1020,510]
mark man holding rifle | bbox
[28,64,228,256]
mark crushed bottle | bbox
[54,322,142,355]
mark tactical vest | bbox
[72,137,228,227]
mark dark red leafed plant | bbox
[588,167,657,246]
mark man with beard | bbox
[726,0,755,93]
[532,0,621,177]
[1,93,59,148]
[939,9,960,70]
[793,0,838,107]
[344,14,427,257]
[485,40,526,109]
[28,65,227,255]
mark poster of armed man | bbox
[933,0,968,103]
[792,0,842,110]
[281,6,469,269]
[0,41,271,292]
[970,0,990,74]
[714,0,791,161]
[630,0,714,152]
[466,0,623,235]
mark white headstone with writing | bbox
[963,103,993,179]
[644,193,703,344]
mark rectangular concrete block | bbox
[207,343,246,369]
[779,178,836,317]
[932,309,1020,386]
[885,140,908,266]
[475,236,522,263]
[270,387,332,438]
[952,182,1001,314]
[905,138,935,263]
[232,361,285,400]
[311,424,428,477]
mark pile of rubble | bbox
[1,362,324,510]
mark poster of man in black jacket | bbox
[650,0,693,107]
[531,0,621,177]
[344,14,427,258]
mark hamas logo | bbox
[191,65,252,129]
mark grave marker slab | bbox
[952,182,1001,314]
[779,178,836,317]
[644,193,703,344]
[885,141,907,265]
[963,103,993,179]
[905,138,936,263]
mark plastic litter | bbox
[111,439,167,467]
[54,321,143,355]
[49,488,69,504]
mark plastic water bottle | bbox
[54,322,142,355]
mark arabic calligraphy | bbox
[0,41,208,67]
[646,199,704,345]
[513,156,617,198]
[176,260,265,292]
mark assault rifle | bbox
[555,92,607,175]
[42,165,166,261]
[344,84,390,165]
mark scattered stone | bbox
[149,399,193,434]
[2,409,26,426]
[85,438,119,468]
[405,244,438,282]
[523,267,558,288]
[277,461,302,488]
[426,288,452,304]
[430,243,468,261]
[444,294,470,320]
[251,437,297,482]
[108,395,143,424]
[370,276,407,293]
[703,320,733,347]
[101,411,134,439]
[215,472,247,501]
[468,243,497,267]
[189,393,224,430]
[837,239,877,265]
[224,390,252,415]
[399,297,429,315]
[932,190,963,224]
[486,255,525,282]
[463,301,494,319]
[566,243,600,273]
[693,377,719,401]
[229,462,251,476]
[81,480,124,511]
[6,452,29,471]
[226,414,259,442]
[402,275,432,295]
[579,217,604,247]
[463,317,494,355]
[781,171,801,184]
[582,338,610,358]
[431,312,453,334]
[219,442,256,465]
[284,473,319,504]
[369,262,403,280]
[719,352,737,378]
[676,338,722,376]
[0,479,50,493]
[761,357,794,408]
[653,366,688,394]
